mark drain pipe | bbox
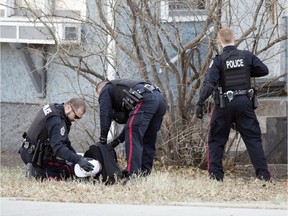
[282,16,288,86]
[106,0,116,80]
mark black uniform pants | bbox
[208,95,270,180]
[125,90,166,175]
[33,160,74,180]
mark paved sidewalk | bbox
[1,197,287,216]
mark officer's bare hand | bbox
[196,105,203,119]
[78,157,94,172]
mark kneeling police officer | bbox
[19,98,94,180]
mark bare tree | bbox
[4,0,287,167]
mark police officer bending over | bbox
[96,79,167,178]
[19,98,94,180]
[196,27,271,182]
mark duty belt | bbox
[224,89,252,102]
[123,84,161,111]
[136,84,160,94]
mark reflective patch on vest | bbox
[60,126,65,136]
[43,104,52,116]
[209,60,214,68]
[225,59,244,69]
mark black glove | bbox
[196,104,203,119]
[108,139,121,148]
[78,157,94,172]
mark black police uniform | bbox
[98,79,167,175]
[24,103,81,179]
[197,45,271,181]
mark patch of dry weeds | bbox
[1,166,287,207]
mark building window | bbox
[3,0,85,19]
[160,0,207,22]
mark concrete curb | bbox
[1,197,287,216]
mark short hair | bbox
[67,98,86,113]
[96,80,109,95]
[218,27,235,44]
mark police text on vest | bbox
[226,59,244,69]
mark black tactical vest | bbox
[219,49,251,92]
[26,104,63,144]
[109,79,144,110]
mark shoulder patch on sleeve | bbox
[209,60,214,68]
[60,126,65,136]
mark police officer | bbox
[196,27,271,181]
[96,79,167,177]
[19,98,94,180]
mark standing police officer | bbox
[196,27,271,181]
[96,79,167,177]
[19,98,94,180]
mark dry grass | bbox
[1,165,287,208]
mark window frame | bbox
[160,0,208,23]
